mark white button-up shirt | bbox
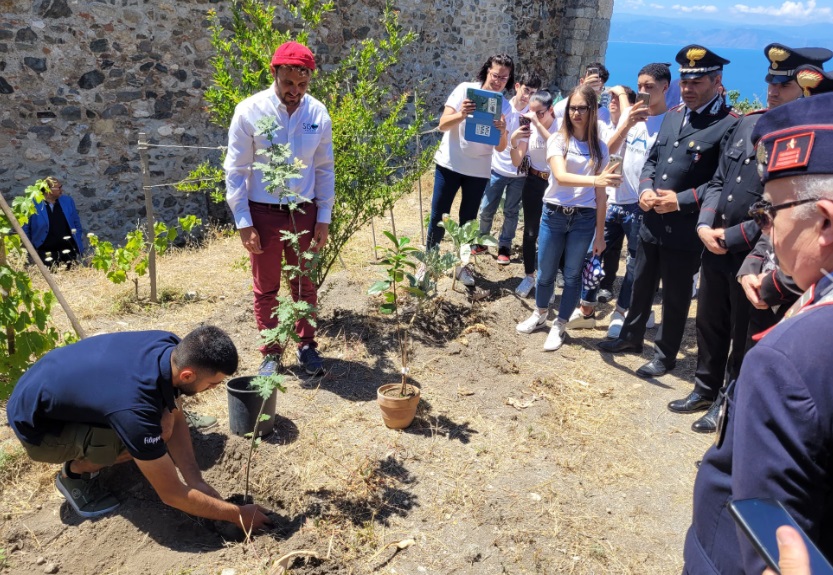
[224,85,336,228]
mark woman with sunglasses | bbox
[516,84,622,350]
[425,54,513,287]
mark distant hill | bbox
[610,13,833,51]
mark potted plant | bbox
[368,231,455,428]
[437,214,497,292]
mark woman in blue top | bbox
[516,85,622,351]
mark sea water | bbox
[604,41,769,106]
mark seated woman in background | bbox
[22,176,84,268]
[516,84,621,351]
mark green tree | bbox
[728,90,764,114]
[0,181,74,398]
[181,0,437,286]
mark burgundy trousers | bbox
[249,201,318,355]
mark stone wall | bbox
[0,0,612,243]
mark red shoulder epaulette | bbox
[745,108,769,115]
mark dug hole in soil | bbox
[0,186,712,574]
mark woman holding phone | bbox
[516,84,622,351]
[508,91,557,298]
[425,54,513,287]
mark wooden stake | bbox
[0,239,15,354]
[138,133,157,303]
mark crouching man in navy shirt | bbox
[684,90,833,573]
[6,326,271,531]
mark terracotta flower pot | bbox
[376,383,420,429]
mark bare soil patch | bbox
[0,183,711,574]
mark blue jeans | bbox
[478,171,525,249]
[426,164,490,249]
[582,203,643,309]
[536,205,598,321]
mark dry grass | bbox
[0,175,713,574]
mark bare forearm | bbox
[165,410,203,485]
[438,110,466,131]
[165,487,242,524]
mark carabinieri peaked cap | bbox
[676,45,730,79]
[795,64,833,97]
[752,92,833,184]
[764,43,833,84]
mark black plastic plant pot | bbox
[226,376,277,438]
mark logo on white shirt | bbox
[302,122,319,133]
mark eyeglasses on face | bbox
[533,109,548,118]
[568,105,590,115]
[748,197,820,229]
[489,72,510,82]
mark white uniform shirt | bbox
[433,82,513,178]
[543,133,609,208]
[491,101,528,178]
[526,125,552,172]
[617,113,665,205]
[224,86,336,228]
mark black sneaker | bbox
[258,353,281,376]
[297,345,325,376]
[55,463,120,518]
[597,288,614,303]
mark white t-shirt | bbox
[526,125,552,172]
[433,81,514,178]
[491,100,527,178]
[615,113,665,205]
[543,133,609,208]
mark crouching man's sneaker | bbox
[455,265,476,287]
[297,345,325,376]
[185,411,218,430]
[55,462,120,518]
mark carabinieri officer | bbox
[687,43,833,434]
[598,45,738,382]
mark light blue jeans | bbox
[535,205,598,321]
[478,171,525,249]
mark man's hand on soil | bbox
[190,481,222,500]
[238,503,272,532]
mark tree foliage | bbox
[186,0,437,286]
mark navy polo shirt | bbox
[6,331,181,461]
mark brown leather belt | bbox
[250,200,291,211]
[529,167,550,181]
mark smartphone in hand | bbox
[586,67,599,77]
[609,154,624,176]
[636,92,650,108]
[729,498,833,575]
[519,116,531,127]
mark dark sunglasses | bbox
[748,197,820,229]
[568,105,590,115]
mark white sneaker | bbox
[455,265,475,287]
[566,308,596,329]
[543,321,566,351]
[646,310,656,329]
[607,310,625,339]
[516,309,547,334]
[515,274,536,298]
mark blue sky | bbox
[614,0,833,25]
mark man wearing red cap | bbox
[224,41,335,376]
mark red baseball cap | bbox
[271,41,316,71]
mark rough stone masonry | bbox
[0,0,611,242]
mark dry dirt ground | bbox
[0,181,714,574]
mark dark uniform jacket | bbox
[698,110,766,270]
[639,98,739,251]
[684,276,833,574]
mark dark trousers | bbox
[693,255,752,399]
[426,164,490,249]
[619,236,702,367]
[520,176,547,276]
